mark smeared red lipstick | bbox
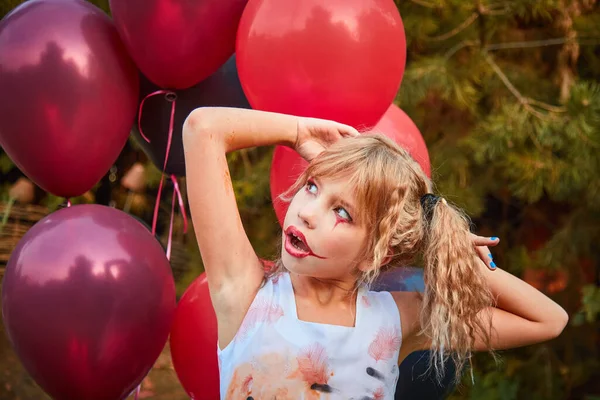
[284,226,326,259]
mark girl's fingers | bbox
[471,233,500,247]
[338,124,359,137]
[476,245,496,270]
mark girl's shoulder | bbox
[390,290,422,318]
[389,291,424,350]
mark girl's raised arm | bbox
[182,107,299,344]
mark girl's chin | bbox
[281,253,313,272]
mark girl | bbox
[182,107,568,399]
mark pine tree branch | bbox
[484,54,564,123]
[482,1,512,15]
[410,63,446,78]
[240,149,253,174]
[486,0,512,9]
[575,128,600,149]
[526,98,567,113]
[425,2,517,42]
[483,56,524,103]
[484,37,577,51]
[427,12,480,41]
[485,8,511,15]
[407,0,439,8]
[444,37,600,61]
[444,39,481,59]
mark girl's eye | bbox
[306,181,317,194]
[335,207,352,222]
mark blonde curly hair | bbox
[268,133,495,383]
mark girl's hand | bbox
[294,117,360,161]
[471,233,500,270]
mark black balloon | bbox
[373,267,459,399]
[132,55,250,176]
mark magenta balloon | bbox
[2,205,176,400]
[0,0,139,198]
[110,0,248,89]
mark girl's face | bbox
[282,175,370,281]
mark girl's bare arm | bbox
[395,261,568,358]
[182,107,299,347]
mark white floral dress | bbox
[218,272,402,399]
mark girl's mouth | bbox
[284,226,326,259]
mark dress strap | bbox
[276,272,298,320]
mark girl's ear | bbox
[381,249,393,267]
[381,254,392,267]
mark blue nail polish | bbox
[490,261,497,269]
[488,253,493,259]
[491,236,498,241]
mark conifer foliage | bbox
[395,1,600,398]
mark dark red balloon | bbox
[269,105,430,226]
[236,0,406,129]
[1,205,176,400]
[110,0,248,89]
[0,0,139,198]
[132,55,250,176]
[170,273,220,400]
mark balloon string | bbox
[166,189,176,260]
[165,176,187,260]
[152,176,165,236]
[146,91,177,236]
[137,90,185,259]
[170,174,188,233]
[137,89,174,144]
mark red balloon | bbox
[236,0,406,129]
[0,0,139,198]
[269,146,309,227]
[368,104,431,177]
[170,259,274,399]
[170,273,220,399]
[1,205,176,400]
[269,105,430,225]
[110,0,248,89]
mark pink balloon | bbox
[2,204,176,400]
[270,105,430,226]
[110,0,248,89]
[237,0,406,129]
[0,0,139,198]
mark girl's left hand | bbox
[294,116,360,161]
[471,233,500,270]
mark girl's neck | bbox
[289,272,358,307]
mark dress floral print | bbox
[218,273,402,399]
[368,327,402,362]
[236,297,284,341]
